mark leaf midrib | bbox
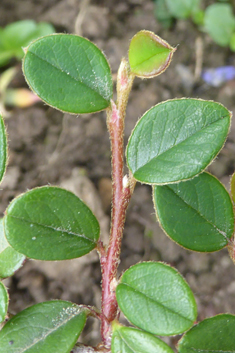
[165,185,230,242]
[132,47,170,70]
[11,308,83,353]
[120,282,193,323]
[27,50,107,102]
[7,214,96,244]
[133,114,229,173]
[116,330,143,353]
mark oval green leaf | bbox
[0,114,7,184]
[111,325,174,353]
[116,262,197,336]
[126,99,231,184]
[1,20,55,59]
[0,218,25,279]
[0,282,8,323]
[4,186,100,260]
[178,314,235,353]
[204,4,235,46]
[0,300,87,353]
[153,172,234,252]
[128,30,175,78]
[23,34,113,114]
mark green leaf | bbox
[111,325,174,353]
[116,262,197,336]
[23,34,113,114]
[230,32,235,51]
[0,20,55,66]
[1,20,55,55]
[192,9,205,26]
[4,186,100,261]
[178,314,235,353]
[0,28,11,66]
[0,114,7,184]
[126,99,231,184]
[204,4,235,46]
[128,30,175,78]
[154,0,173,29]
[153,172,234,252]
[1,20,37,51]
[26,22,55,46]
[0,219,25,279]
[0,51,13,67]
[165,0,201,19]
[0,282,8,323]
[0,300,87,353]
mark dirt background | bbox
[1,0,235,349]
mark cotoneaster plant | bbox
[0,29,235,353]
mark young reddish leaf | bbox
[111,325,174,353]
[178,314,235,353]
[4,186,100,261]
[0,301,87,353]
[116,262,197,336]
[153,172,234,252]
[128,30,175,78]
[23,34,113,114]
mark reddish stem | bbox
[108,101,124,222]
[101,184,132,345]
[100,60,135,347]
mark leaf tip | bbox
[22,46,28,54]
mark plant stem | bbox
[100,60,135,347]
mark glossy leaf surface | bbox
[204,4,235,46]
[116,262,197,336]
[178,314,235,353]
[0,219,25,279]
[128,30,174,78]
[4,186,100,260]
[0,282,8,323]
[126,99,231,184]
[154,172,234,252]
[111,325,174,353]
[0,114,7,184]
[0,301,87,353]
[23,34,113,114]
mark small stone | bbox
[81,6,109,39]
[187,253,210,273]
[220,255,232,269]
[124,225,144,253]
[227,281,235,294]
[98,177,112,213]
